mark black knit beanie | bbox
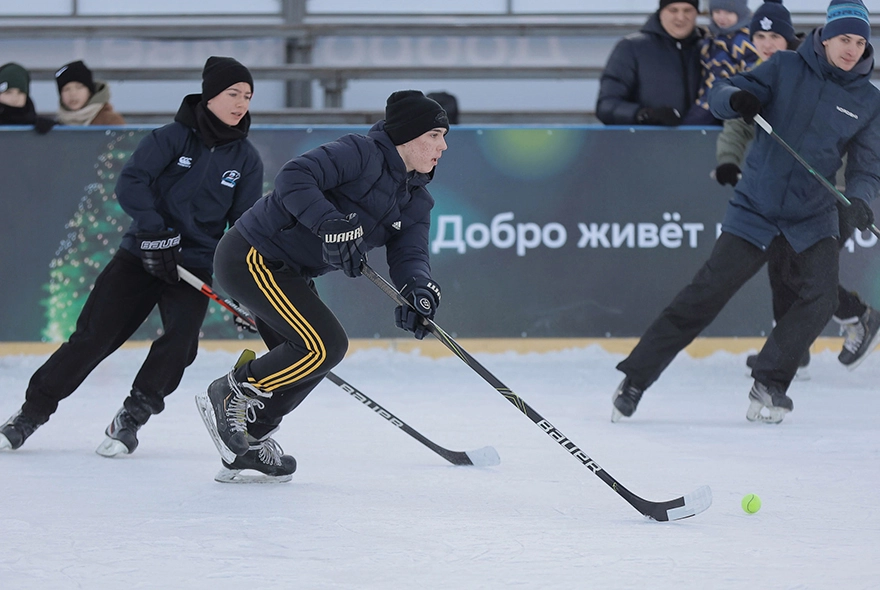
[201,56,253,102]
[55,60,94,94]
[384,90,449,145]
[0,62,30,95]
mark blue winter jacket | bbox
[596,11,704,125]
[236,120,434,289]
[709,29,880,253]
[116,95,264,272]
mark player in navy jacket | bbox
[0,57,263,457]
[196,90,449,482]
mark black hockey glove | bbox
[232,302,259,333]
[395,277,441,340]
[320,213,366,278]
[635,107,682,126]
[841,198,875,231]
[137,230,181,284]
[729,90,762,124]
[714,163,742,187]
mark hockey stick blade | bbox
[325,372,500,467]
[361,263,711,521]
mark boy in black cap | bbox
[195,90,449,483]
[0,56,264,458]
[0,62,54,133]
[55,60,125,126]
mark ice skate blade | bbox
[746,400,787,424]
[194,392,239,463]
[610,407,625,423]
[0,433,12,450]
[466,445,501,467]
[95,437,130,457]
[214,468,292,484]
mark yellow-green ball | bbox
[742,494,762,514]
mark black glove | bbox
[394,277,441,340]
[635,107,682,126]
[841,198,875,231]
[320,213,366,278]
[729,90,762,123]
[714,163,742,187]
[34,117,56,135]
[232,303,259,333]
[137,230,181,283]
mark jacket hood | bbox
[803,28,875,84]
[174,94,201,127]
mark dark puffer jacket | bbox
[236,120,434,289]
[709,29,880,253]
[596,11,704,125]
[115,95,264,272]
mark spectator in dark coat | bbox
[0,62,54,133]
[596,0,705,126]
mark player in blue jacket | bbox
[610,0,880,425]
[196,90,449,482]
[0,57,263,455]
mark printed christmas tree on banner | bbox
[41,130,248,342]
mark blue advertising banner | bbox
[2,125,878,342]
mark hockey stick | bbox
[361,263,712,521]
[325,372,499,466]
[754,114,880,239]
[175,265,499,467]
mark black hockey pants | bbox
[213,227,349,439]
[617,232,839,392]
[23,249,210,422]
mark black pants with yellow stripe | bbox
[214,226,348,439]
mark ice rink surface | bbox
[1,345,878,589]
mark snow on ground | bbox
[1,344,878,589]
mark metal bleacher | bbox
[0,1,850,124]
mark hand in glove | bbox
[34,117,56,135]
[137,230,181,283]
[635,107,682,126]
[729,90,762,123]
[841,198,875,231]
[714,163,742,187]
[394,277,441,340]
[232,303,259,333]
[320,213,366,278]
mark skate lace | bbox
[841,321,865,353]
[226,377,272,434]
[256,438,284,467]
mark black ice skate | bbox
[0,410,43,451]
[746,351,811,381]
[838,307,880,370]
[214,435,297,484]
[611,377,644,423]
[95,406,149,457]
[196,366,272,463]
[746,380,793,424]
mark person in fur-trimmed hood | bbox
[54,60,125,125]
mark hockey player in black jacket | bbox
[195,90,449,483]
[0,57,263,455]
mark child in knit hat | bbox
[0,62,54,133]
[684,0,760,125]
[55,60,125,126]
